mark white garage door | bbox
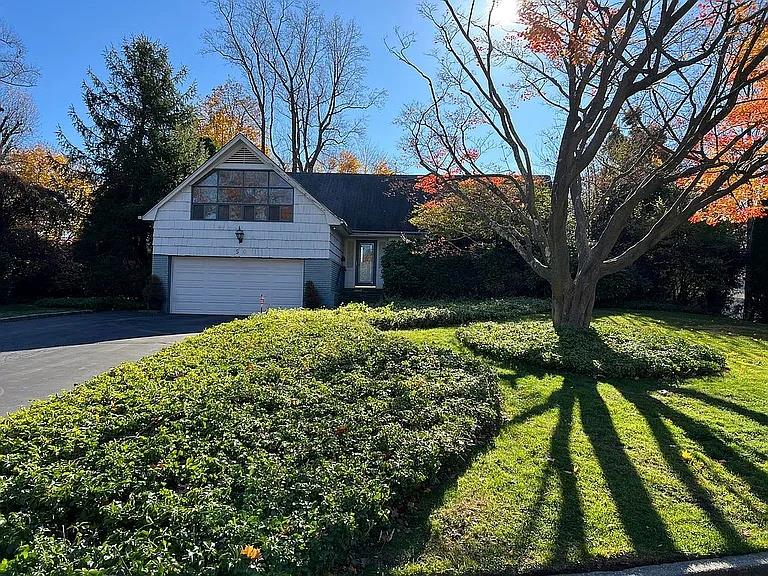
[170,257,304,315]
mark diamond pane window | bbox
[218,170,243,186]
[203,204,217,220]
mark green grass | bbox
[375,310,768,575]
[0,305,70,319]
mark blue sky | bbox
[3,0,551,171]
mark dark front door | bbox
[355,240,377,286]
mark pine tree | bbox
[61,36,205,296]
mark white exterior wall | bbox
[152,182,334,260]
[343,237,397,289]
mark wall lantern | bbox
[235,227,245,244]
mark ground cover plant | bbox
[376,311,768,575]
[344,297,550,331]
[0,309,500,576]
[457,319,726,378]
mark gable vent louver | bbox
[224,146,261,165]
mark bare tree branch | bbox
[205,0,385,172]
[395,0,768,327]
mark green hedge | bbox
[34,296,144,311]
[381,239,548,299]
[382,224,744,315]
[0,309,500,575]
[457,320,726,378]
[342,298,550,330]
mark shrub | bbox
[303,280,321,309]
[381,239,548,299]
[382,224,743,315]
[0,309,500,575]
[0,171,78,304]
[143,274,165,310]
[596,221,744,314]
[34,296,143,311]
[457,320,726,378]
[343,297,550,330]
[596,267,651,304]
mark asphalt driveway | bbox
[0,311,234,415]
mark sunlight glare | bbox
[488,0,519,26]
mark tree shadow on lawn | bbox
[597,308,768,342]
[506,372,677,569]
[362,363,768,576]
[506,369,765,573]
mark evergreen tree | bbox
[61,36,204,296]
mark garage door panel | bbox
[170,257,303,315]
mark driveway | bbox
[0,312,234,415]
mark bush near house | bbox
[143,274,165,310]
[597,221,744,314]
[0,309,500,576]
[457,320,726,378]
[381,239,548,300]
[303,280,322,309]
[343,297,550,330]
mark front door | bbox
[355,241,377,287]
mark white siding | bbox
[344,237,397,289]
[152,185,333,260]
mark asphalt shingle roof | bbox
[288,172,420,233]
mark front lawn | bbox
[382,310,768,575]
[2,300,766,575]
[0,305,71,319]
[0,297,143,319]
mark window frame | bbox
[189,169,294,223]
[355,240,378,287]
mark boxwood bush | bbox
[457,320,726,378]
[0,310,500,575]
[343,297,550,331]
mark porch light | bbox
[235,227,245,243]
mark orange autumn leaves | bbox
[198,83,262,150]
[240,545,263,563]
[517,0,606,65]
[516,0,768,225]
[690,25,768,224]
[411,174,550,239]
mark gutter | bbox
[345,230,423,237]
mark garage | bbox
[170,257,304,315]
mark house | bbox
[141,134,420,315]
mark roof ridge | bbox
[289,171,423,178]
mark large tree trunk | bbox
[551,273,600,330]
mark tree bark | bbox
[551,273,599,330]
